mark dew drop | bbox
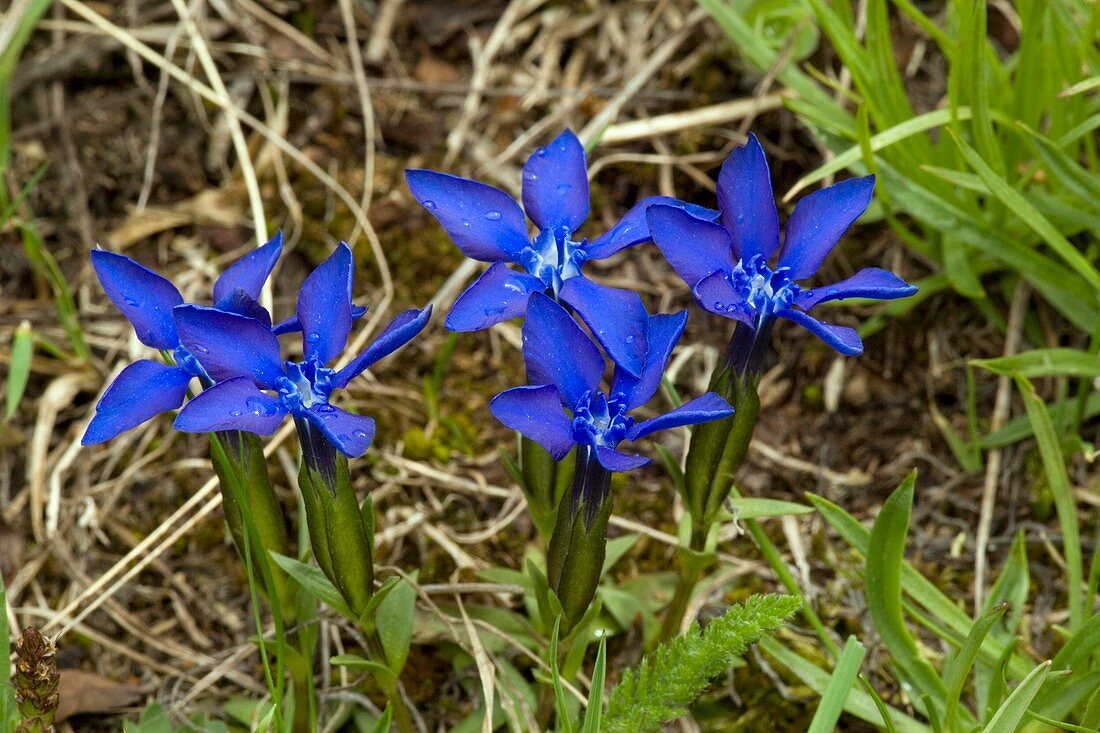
[483,306,505,317]
[422,200,436,209]
[625,335,635,344]
[230,409,243,417]
[124,296,140,307]
[735,214,745,224]
[461,218,471,227]
[524,171,538,181]
[193,344,209,354]
[804,290,815,298]
[352,429,368,439]
[713,301,725,310]
[556,183,571,194]
[484,210,502,221]
[306,332,321,342]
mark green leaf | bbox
[727,497,813,520]
[943,604,1008,731]
[123,702,173,733]
[807,492,1034,681]
[972,349,1100,379]
[270,551,354,620]
[1013,374,1083,631]
[580,634,607,733]
[950,130,1100,293]
[549,617,575,733]
[760,636,929,733]
[866,472,947,712]
[981,661,1052,733]
[375,575,416,675]
[331,653,397,686]
[807,636,867,733]
[4,321,31,420]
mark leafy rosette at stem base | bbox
[490,293,733,630]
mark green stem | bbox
[367,633,416,733]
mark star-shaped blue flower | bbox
[489,293,733,473]
[406,129,717,377]
[172,243,431,459]
[647,134,918,356]
[82,233,285,445]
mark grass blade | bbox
[980,661,1051,733]
[580,634,607,733]
[5,320,32,420]
[807,636,867,733]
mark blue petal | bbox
[173,377,288,434]
[297,243,353,365]
[647,204,734,287]
[559,277,647,378]
[594,445,650,472]
[273,305,367,336]
[795,267,918,310]
[488,385,575,460]
[612,311,688,410]
[521,129,589,232]
[586,196,720,260]
[778,308,863,355]
[717,133,780,262]
[90,250,184,350]
[82,360,191,445]
[213,231,283,304]
[626,392,734,441]
[174,305,285,388]
[215,289,273,328]
[334,306,433,388]
[406,169,530,261]
[692,271,753,326]
[522,293,605,408]
[779,176,875,280]
[444,261,544,332]
[302,403,376,458]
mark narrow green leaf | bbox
[549,617,574,733]
[973,349,1100,379]
[5,320,32,420]
[727,497,813,520]
[866,472,947,711]
[943,604,1007,732]
[375,576,416,675]
[981,661,1051,733]
[270,552,354,620]
[807,636,867,733]
[1013,374,1083,631]
[760,636,930,733]
[331,654,397,686]
[950,130,1100,293]
[580,634,607,733]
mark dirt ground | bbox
[2,1,1097,730]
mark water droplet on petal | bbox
[556,183,571,194]
[804,290,815,298]
[735,214,745,224]
[484,210,502,221]
[483,306,505,317]
[422,200,436,209]
[625,335,635,344]
[307,332,320,342]
[352,429,368,439]
[193,344,209,354]
[524,171,538,181]
[713,301,725,311]
[124,297,140,307]
[230,409,243,417]
[461,218,471,227]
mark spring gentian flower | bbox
[490,293,732,480]
[647,134,917,360]
[406,129,717,377]
[82,233,284,445]
[172,243,431,471]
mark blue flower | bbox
[647,134,918,356]
[82,233,285,445]
[172,243,432,459]
[489,293,733,472]
[406,129,717,376]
